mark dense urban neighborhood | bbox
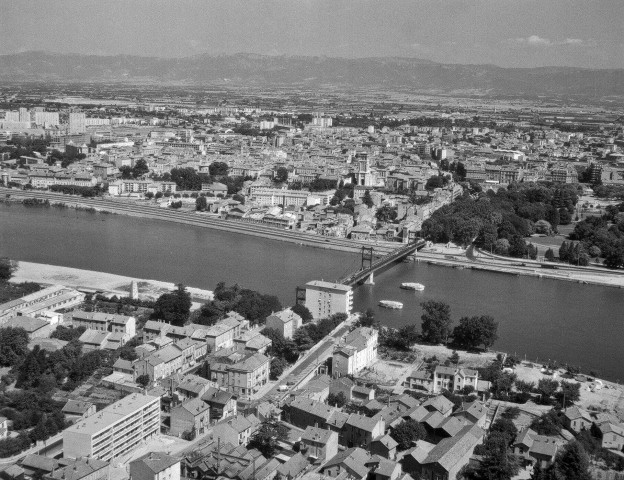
[0,51,623,480]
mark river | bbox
[1,203,623,382]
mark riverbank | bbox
[0,189,399,256]
[415,247,624,289]
[9,261,214,303]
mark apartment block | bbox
[62,393,160,461]
[304,281,353,320]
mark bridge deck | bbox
[341,239,425,286]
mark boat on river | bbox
[400,282,425,291]
[379,300,403,309]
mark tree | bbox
[390,419,426,450]
[420,301,452,344]
[544,248,555,261]
[144,192,154,200]
[274,167,289,183]
[475,432,520,480]
[208,162,228,176]
[152,284,192,326]
[537,378,559,402]
[559,207,571,225]
[135,374,150,387]
[530,410,564,435]
[362,190,374,208]
[356,309,378,329]
[327,392,347,408]
[490,417,518,444]
[291,304,313,323]
[270,357,287,380]
[196,196,208,211]
[0,327,30,366]
[170,167,202,190]
[538,441,592,480]
[0,258,17,281]
[452,315,498,351]
[247,420,289,457]
[375,205,397,223]
[132,159,149,178]
[556,380,581,407]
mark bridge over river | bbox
[340,239,427,286]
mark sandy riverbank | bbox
[10,261,213,303]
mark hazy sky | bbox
[1,0,623,68]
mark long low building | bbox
[62,393,160,461]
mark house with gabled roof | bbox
[371,434,398,460]
[170,397,210,437]
[563,405,593,433]
[320,448,371,480]
[130,452,181,480]
[343,413,385,448]
[401,424,484,480]
[422,395,454,417]
[513,428,559,468]
[301,426,338,464]
[453,401,487,428]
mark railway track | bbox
[1,188,398,255]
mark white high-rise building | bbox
[34,111,60,126]
[304,280,353,320]
[19,108,29,123]
[62,393,160,461]
[68,112,87,133]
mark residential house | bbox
[71,310,136,336]
[129,452,181,480]
[594,421,624,451]
[61,400,96,421]
[170,398,210,437]
[453,401,488,428]
[233,330,272,355]
[205,315,243,352]
[2,316,53,339]
[401,424,484,480]
[432,366,479,394]
[284,397,337,431]
[276,453,309,480]
[343,413,385,449]
[226,353,270,398]
[133,344,184,381]
[212,414,260,447]
[265,309,303,340]
[421,396,454,417]
[43,458,109,480]
[371,434,399,460]
[332,327,378,377]
[300,426,339,464]
[320,448,371,480]
[563,406,593,433]
[201,387,237,422]
[513,428,559,468]
[176,374,215,400]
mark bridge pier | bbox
[364,272,374,285]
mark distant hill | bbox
[1,51,623,99]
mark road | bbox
[256,315,358,404]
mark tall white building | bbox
[19,108,29,123]
[34,111,60,127]
[62,393,160,460]
[68,113,87,134]
[304,280,353,320]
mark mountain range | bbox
[1,51,623,99]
